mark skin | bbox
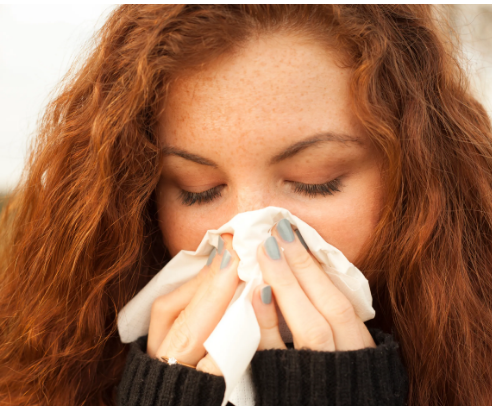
[149,33,383,374]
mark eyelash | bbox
[179,185,225,206]
[179,178,342,206]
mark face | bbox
[156,33,384,264]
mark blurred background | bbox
[1,5,492,210]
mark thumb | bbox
[252,284,287,351]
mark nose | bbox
[234,185,268,214]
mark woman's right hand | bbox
[146,233,240,376]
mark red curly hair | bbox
[1,5,491,406]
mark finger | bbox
[157,234,240,365]
[251,284,286,350]
[191,234,237,306]
[196,353,222,376]
[272,219,371,350]
[359,320,377,348]
[147,262,212,357]
[149,237,229,356]
[257,236,335,351]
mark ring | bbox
[159,356,196,369]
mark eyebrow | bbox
[161,132,361,168]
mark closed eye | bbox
[288,178,342,197]
[179,185,225,206]
[178,178,343,206]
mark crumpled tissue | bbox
[117,206,375,406]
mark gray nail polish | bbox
[220,249,231,269]
[218,236,225,254]
[277,218,295,242]
[295,229,308,250]
[206,248,217,266]
[261,285,272,304]
[264,236,281,260]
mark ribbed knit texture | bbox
[250,329,407,406]
[117,329,408,406]
[116,335,232,406]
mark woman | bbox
[0,5,491,406]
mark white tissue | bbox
[117,206,375,406]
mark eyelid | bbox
[179,184,225,206]
[179,182,221,190]
[178,177,343,206]
[287,177,342,197]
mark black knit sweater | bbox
[116,328,408,406]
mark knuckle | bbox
[207,262,221,277]
[169,328,191,354]
[261,322,281,338]
[169,311,194,353]
[196,266,210,282]
[203,282,224,304]
[301,322,333,349]
[274,275,296,289]
[290,253,313,272]
[330,300,356,325]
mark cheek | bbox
[156,188,220,257]
[157,210,190,258]
[312,198,381,263]
[291,171,383,263]
[157,194,382,262]
[155,165,384,261]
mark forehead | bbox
[158,34,363,149]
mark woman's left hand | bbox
[252,219,376,352]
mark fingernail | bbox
[277,218,294,242]
[264,236,281,260]
[295,229,308,250]
[218,236,225,254]
[206,248,217,266]
[220,249,232,269]
[261,285,272,304]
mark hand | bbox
[252,219,376,352]
[147,233,240,376]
